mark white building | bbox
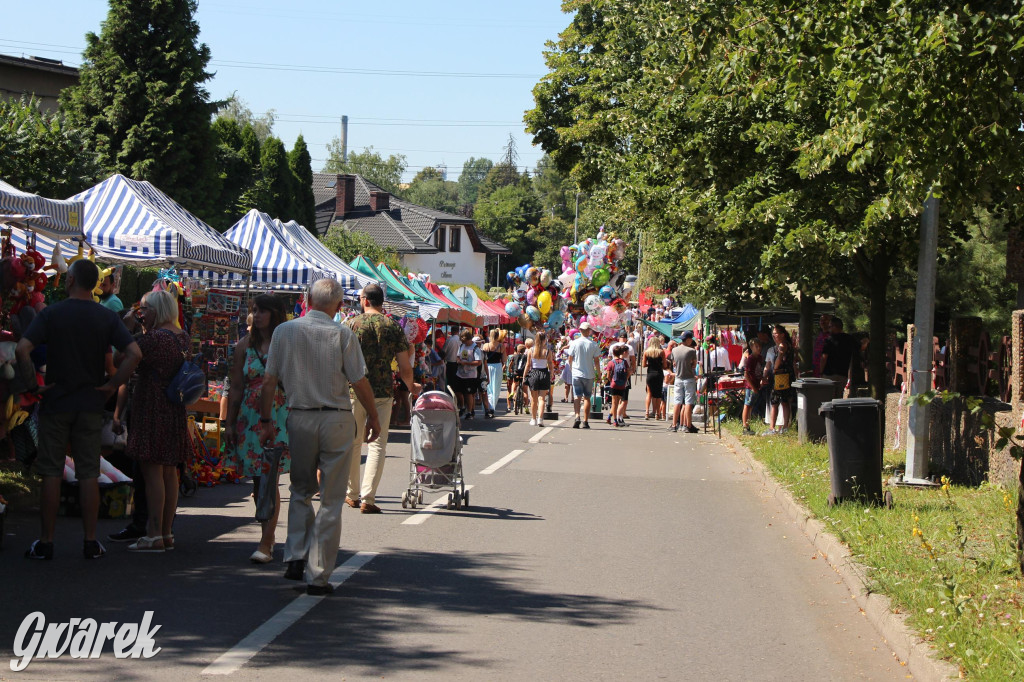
[313,173,509,287]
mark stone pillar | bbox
[1013,311,1024,412]
[948,317,984,395]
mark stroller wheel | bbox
[462,490,470,509]
[454,493,462,510]
[401,492,409,509]
[447,493,454,509]
[417,490,424,505]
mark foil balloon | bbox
[599,285,615,302]
[575,255,588,272]
[602,305,620,327]
[591,267,611,288]
[559,245,572,261]
[537,290,552,314]
[584,294,603,316]
[546,309,565,328]
[526,288,537,305]
[589,244,608,266]
[526,305,541,322]
[540,269,552,287]
[612,238,626,261]
[505,301,522,317]
[525,267,540,286]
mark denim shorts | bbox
[571,376,593,399]
[744,388,756,406]
[674,378,698,406]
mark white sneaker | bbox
[529,418,537,426]
[537,420,545,427]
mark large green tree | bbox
[0,96,100,198]
[61,0,220,220]
[258,136,294,220]
[474,183,544,272]
[402,167,460,212]
[323,144,405,195]
[287,134,316,231]
[322,224,401,270]
[457,157,494,206]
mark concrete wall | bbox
[0,60,78,113]
[884,388,1020,487]
[403,249,487,288]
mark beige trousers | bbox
[284,409,356,587]
[346,396,394,506]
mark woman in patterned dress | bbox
[224,294,290,563]
[123,290,191,553]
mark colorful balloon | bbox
[505,301,522,317]
[537,291,552,314]
[526,288,537,305]
[526,305,541,322]
[599,285,616,302]
[584,295,604,315]
[540,269,553,287]
[591,267,611,288]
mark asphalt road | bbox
[0,381,908,681]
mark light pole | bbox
[573,191,580,244]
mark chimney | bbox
[335,174,355,219]
[369,191,390,212]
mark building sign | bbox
[438,259,456,280]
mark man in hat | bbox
[670,331,699,433]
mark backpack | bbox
[158,329,205,405]
[611,358,629,389]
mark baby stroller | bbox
[402,389,468,510]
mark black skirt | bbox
[528,368,551,391]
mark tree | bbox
[474,184,544,271]
[209,117,252,230]
[322,144,405,195]
[287,134,316,232]
[477,161,522,202]
[215,93,276,143]
[61,0,220,221]
[457,157,493,206]
[0,96,100,198]
[258,136,293,219]
[533,154,574,222]
[322,224,401,270]
[402,167,460,212]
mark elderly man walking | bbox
[260,279,381,596]
[345,283,413,514]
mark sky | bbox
[2,0,571,182]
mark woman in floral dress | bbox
[224,294,290,563]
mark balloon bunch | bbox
[559,226,633,337]
[398,314,428,345]
[503,263,567,332]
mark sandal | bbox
[163,535,175,551]
[127,536,165,553]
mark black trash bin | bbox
[792,378,835,444]
[819,398,891,506]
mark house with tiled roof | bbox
[313,173,510,287]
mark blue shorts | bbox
[744,388,756,406]
[674,378,698,406]
[572,377,593,399]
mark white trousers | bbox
[346,396,394,506]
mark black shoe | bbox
[306,583,334,596]
[582,422,591,429]
[687,426,699,433]
[284,559,306,581]
[25,540,53,560]
[573,418,581,429]
[107,527,145,543]
[670,425,678,432]
[83,540,106,559]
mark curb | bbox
[719,428,961,682]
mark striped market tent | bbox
[0,179,84,239]
[183,210,327,290]
[274,219,379,291]
[69,174,251,273]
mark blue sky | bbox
[3,0,570,181]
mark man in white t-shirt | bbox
[442,326,462,404]
[567,323,602,429]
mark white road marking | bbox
[202,551,377,676]
[528,417,567,443]
[480,449,525,475]
[401,485,475,525]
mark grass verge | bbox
[726,421,1023,680]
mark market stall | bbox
[275,219,379,291]
[0,179,84,239]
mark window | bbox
[448,225,461,252]
[434,226,446,252]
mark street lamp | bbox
[574,191,580,244]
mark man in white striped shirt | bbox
[261,278,380,596]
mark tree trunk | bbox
[868,264,890,417]
[798,290,815,376]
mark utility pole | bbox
[904,191,940,485]
[574,191,580,244]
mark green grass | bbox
[0,460,38,504]
[727,422,1024,680]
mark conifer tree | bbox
[287,134,316,233]
[62,0,220,219]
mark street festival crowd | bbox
[15,261,871,595]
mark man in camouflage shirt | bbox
[345,284,414,513]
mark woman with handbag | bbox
[121,290,190,552]
[764,325,796,435]
[224,294,290,564]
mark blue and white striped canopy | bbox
[274,219,379,291]
[70,174,251,274]
[0,179,84,239]
[183,210,328,290]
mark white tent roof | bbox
[0,178,84,239]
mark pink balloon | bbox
[526,288,537,305]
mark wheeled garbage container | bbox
[818,398,892,507]
[792,378,835,443]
